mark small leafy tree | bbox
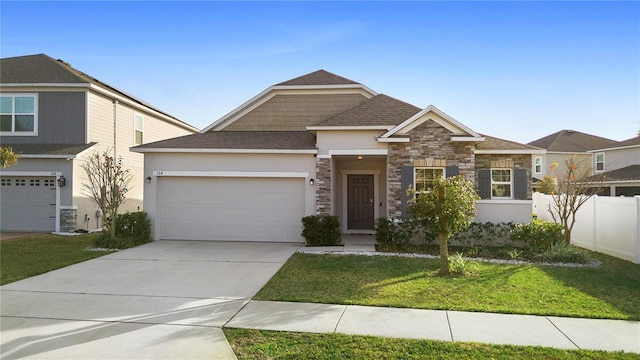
[409,175,480,275]
[547,156,605,244]
[535,175,557,195]
[0,146,18,168]
[80,150,133,239]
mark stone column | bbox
[315,157,332,215]
[60,208,78,233]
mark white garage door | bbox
[157,177,305,242]
[1,176,57,232]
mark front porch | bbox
[316,155,387,235]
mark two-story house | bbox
[527,130,617,189]
[588,135,640,196]
[0,54,198,233]
[133,70,544,242]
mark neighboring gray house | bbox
[527,130,617,186]
[588,135,640,196]
[0,54,198,232]
[133,70,543,242]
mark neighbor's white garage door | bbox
[0,176,57,232]
[157,177,305,242]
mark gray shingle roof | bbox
[528,130,617,152]
[1,54,193,128]
[612,135,640,148]
[133,131,316,150]
[592,165,640,181]
[7,143,97,156]
[478,135,544,152]
[275,70,360,86]
[314,94,421,127]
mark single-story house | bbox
[132,70,544,242]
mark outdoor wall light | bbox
[357,155,363,160]
[309,178,315,186]
[57,176,66,187]
[146,176,152,183]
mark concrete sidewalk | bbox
[225,300,640,354]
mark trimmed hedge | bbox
[301,215,341,246]
[95,211,152,249]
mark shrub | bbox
[301,215,341,246]
[511,219,564,252]
[450,222,515,248]
[95,211,151,249]
[374,218,420,246]
[448,253,479,276]
[537,243,590,264]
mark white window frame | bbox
[0,93,38,136]
[534,156,542,174]
[491,168,513,199]
[414,167,445,194]
[595,152,605,172]
[133,112,144,146]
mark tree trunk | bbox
[438,232,449,275]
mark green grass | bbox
[225,328,635,360]
[1,233,115,285]
[254,252,640,320]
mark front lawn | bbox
[0,233,114,285]
[254,252,640,320]
[225,329,635,360]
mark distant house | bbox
[587,135,640,196]
[527,130,617,187]
[0,54,198,232]
[133,70,543,242]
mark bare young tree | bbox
[80,150,133,239]
[547,156,605,244]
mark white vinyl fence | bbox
[533,192,640,264]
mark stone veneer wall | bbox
[316,157,332,215]
[60,208,77,233]
[475,154,533,199]
[387,121,476,218]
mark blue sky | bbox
[2,1,638,144]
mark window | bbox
[491,169,512,199]
[0,94,37,135]
[30,179,40,186]
[44,179,55,187]
[134,113,144,145]
[534,156,542,174]
[414,168,444,193]
[15,179,25,186]
[1,179,11,186]
[595,153,605,172]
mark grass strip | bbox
[225,328,635,360]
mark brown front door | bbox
[347,174,374,230]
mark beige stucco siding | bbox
[316,130,387,155]
[535,153,591,180]
[224,92,369,131]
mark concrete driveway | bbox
[0,240,301,359]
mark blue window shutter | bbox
[478,169,491,199]
[401,166,414,218]
[445,165,459,178]
[514,168,528,199]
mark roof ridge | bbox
[275,69,361,86]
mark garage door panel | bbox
[158,177,305,242]
[1,176,56,232]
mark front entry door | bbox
[347,175,374,230]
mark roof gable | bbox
[275,70,360,86]
[379,105,482,141]
[528,130,617,152]
[310,94,421,128]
